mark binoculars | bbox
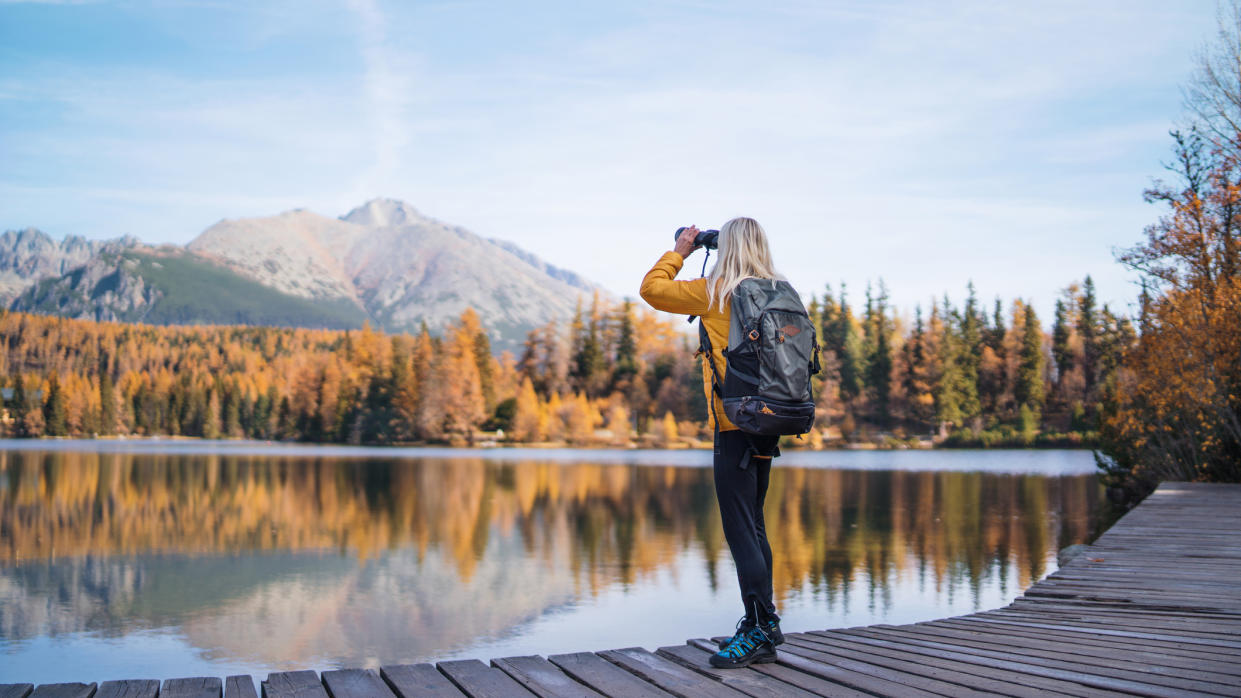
[674,227,719,249]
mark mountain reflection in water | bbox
[0,447,1104,683]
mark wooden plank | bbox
[162,678,222,698]
[1023,587,1241,608]
[686,639,873,698]
[321,670,394,698]
[224,677,258,698]
[0,686,33,698]
[870,624,1241,684]
[262,671,328,698]
[954,614,1241,649]
[95,681,158,698]
[655,643,831,698]
[436,659,536,698]
[993,610,1241,638]
[491,656,603,698]
[966,611,1241,647]
[1045,570,1241,586]
[1002,604,1241,629]
[799,631,1128,698]
[29,685,95,698]
[598,647,750,698]
[779,638,1001,698]
[548,653,673,698]
[379,665,465,698]
[936,618,1241,661]
[836,627,1227,697]
[763,643,940,697]
[897,622,1241,676]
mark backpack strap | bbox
[699,318,780,470]
[698,318,724,436]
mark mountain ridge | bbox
[5,199,601,351]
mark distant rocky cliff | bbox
[5,199,600,350]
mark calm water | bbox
[0,441,1105,684]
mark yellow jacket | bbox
[639,251,737,432]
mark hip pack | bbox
[700,278,820,436]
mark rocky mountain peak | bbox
[340,198,424,228]
[0,227,139,304]
[8,200,602,353]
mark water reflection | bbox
[0,448,1103,683]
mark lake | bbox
[0,441,1106,684]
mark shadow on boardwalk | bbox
[3,481,1239,697]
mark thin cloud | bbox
[344,0,416,201]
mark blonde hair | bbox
[705,217,782,312]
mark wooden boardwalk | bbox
[3,480,1238,697]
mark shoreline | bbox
[0,434,1099,451]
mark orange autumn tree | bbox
[1098,5,1241,499]
[1098,126,1241,498]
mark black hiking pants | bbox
[713,428,781,623]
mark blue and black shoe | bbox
[716,615,783,649]
[709,625,777,669]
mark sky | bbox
[0,0,1220,323]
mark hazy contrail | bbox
[346,0,412,197]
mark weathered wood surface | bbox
[491,655,605,698]
[378,665,464,698]
[436,660,534,698]
[319,670,394,698]
[16,480,1241,697]
[27,686,94,698]
[222,677,256,698]
[160,678,220,698]
[96,681,160,698]
[261,671,327,698]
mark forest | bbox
[0,273,1128,448]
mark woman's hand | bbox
[674,225,700,258]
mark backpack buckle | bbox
[747,329,760,341]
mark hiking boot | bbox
[709,625,777,669]
[716,615,783,648]
[716,616,755,650]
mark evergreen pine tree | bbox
[223,381,242,437]
[570,297,602,394]
[865,281,893,426]
[277,395,293,440]
[977,297,1008,418]
[98,355,118,435]
[1078,276,1099,403]
[264,385,281,439]
[902,305,935,426]
[818,285,839,341]
[1051,297,1073,399]
[12,375,33,437]
[613,299,638,385]
[1096,306,1135,398]
[835,286,865,404]
[1015,302,1045,416]
[957,283,983,422]
[933,297,965,431]
[988,298,1007,354]
[43,373,68,436]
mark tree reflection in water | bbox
[0,449,1103,677]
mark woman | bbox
[639,217,785,669]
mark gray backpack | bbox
[699,278,820,436]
